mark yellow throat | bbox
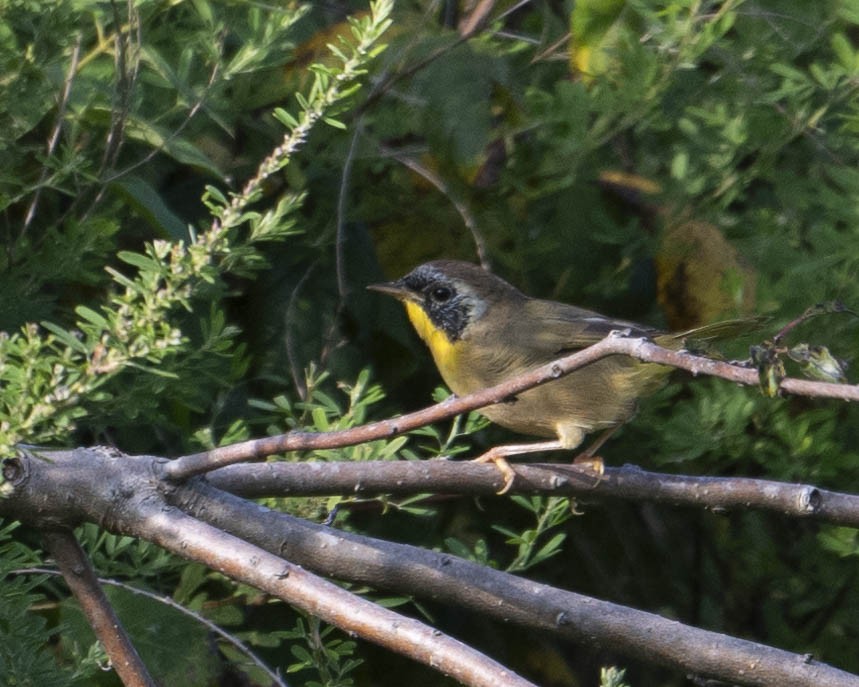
[404,300,461,376]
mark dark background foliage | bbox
[2,0,859,684]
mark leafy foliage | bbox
[1,0,859,684]
[279,614,363,687]
[0,522,77,686]
[494,496,574,573]
[600,666,631,687]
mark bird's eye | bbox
[430,286,453,303]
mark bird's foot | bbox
[472,450,518,495]
[572,453,604,486]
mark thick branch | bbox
[117,502,537,687]
[41,529,157,687]
[6,448,859,686]
[205,461,859,528]
[172,479,859,687]
[165,335,859,480]
[2,449,535,687]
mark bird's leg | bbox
[578,424,620,459]
[571,425,624,477]
[473,440,564,494]
[473,424,615,494]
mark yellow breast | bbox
[404,301,461,379]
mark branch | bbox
[204,461,859,528]
[165,334,859,480]
[41,529,157,687]
[2,449,536,687]
[170,479,859,687]
[7,448,859,686]
[118,502,538,687]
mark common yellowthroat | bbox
[370,260,751,491]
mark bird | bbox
[369,259,753,492]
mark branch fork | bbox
[4,333,859,687]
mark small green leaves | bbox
[493,496,572,572]
[222,0,392,234]
[600,666,631,687]
[323,116,347,130]
[277,614,363,685]
[273,107,299,129]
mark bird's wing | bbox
[660,316,767,344]
[519,299,657,356]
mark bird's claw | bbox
[473,451,517,494]
[572,453,604,486]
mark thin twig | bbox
[12,567,289,687]
[22,36,82,236]
[99,0,138,175]
[319,122,362,369]
[458,0,498,38]
[284,262,318,399]
[358,0,525,116]
[379,144,490,267]
[102,42,223,184]
[76,0,142,225]
[358,35,470,116]
[335,125,362,301]
[164,334,859,480]
[41,529,157,687]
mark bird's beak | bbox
[367,280,414,301]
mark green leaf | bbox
[273,107,299,129]
[290,644,314,664]
[74,306,109,330]
[311,406,330,431]
[110,177,190,241]
[206,185,228,206]
[534,532,567,563]
[124,362,181,379]
[323,116,347,129]
[117,251,159,273]
[491,525,519,541]
[40,322,90,354]
[105,267,143,292]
